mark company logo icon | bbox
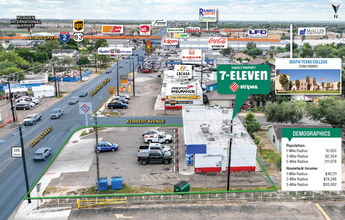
[332,4,340,18]
[187,85,195,89]
[248,29,267,37]
[102,25,124,34]
[299,29,306,35]
[59,32,70,43]
[180,66,186,71]
[230,82,239,92]
[80,104,91,113]
[163,39,178,45]
[140,25,150,35]
[73,20,84,32]
[189,49,195,55]
[73,32,84,42]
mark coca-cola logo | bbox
[208,37,227,44]
[163,39,178,45]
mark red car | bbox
[141,69,152,73]
[232,103,252,109]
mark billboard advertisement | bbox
[98,47,132,55]
[151,19,167,26]
[166,95,200,100]
[166,84,197,94]
[275,58,341,95]
[298,27,326,36]
[198,8,217,22]
[140,24,150,35]
[163,38,178,45]
[102,25,124,34]
[173,33,189,38]
[208,37,227,48]
[185,27,201,32]
[181,49,202,61]
[248,29,267,37]
[167,28,184,32]
[174,65,192,79]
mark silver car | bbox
[23,113,42,125]
[69,96,79,105]
[50,108,64,119]
[33,147,51,161]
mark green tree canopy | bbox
[243,111,261,138]
[264,101,303,124]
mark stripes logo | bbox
[80,104,91,114]
[230,82,239,92]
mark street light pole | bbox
[79,50,83,82]
[7,75,16,122]
[94,115,100,194]
[91,27,97,73]
[132,60,135,96]
[227,120,234,191]
[19,126,31,203]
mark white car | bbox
[81,77,89,82]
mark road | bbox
[0,23,172,220]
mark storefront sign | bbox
[174,65,192,78]
[198,8,217,22]
[102,25,124,34]
[208,37,227,48]
[181,49,202,61]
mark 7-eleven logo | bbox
[230,82,239,92]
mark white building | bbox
[182,106,257,173]
[52,49,78,59]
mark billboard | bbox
[198,8,217,22]
[102,25,124,34]
[166,95,200,100]
[163,38,178,45]
[167,28,184,32]
[185,27,201,33]
[166,84,197,94]
[208,37,227,48]
[248,29,267,37]
[173,33,189,38]
[275,58,341,95]
[140,24,150,35]
[181,49,202,61]
[151,19,167,26]
[298,27,326,36]
[98,47,132,55]
[174,65,192,79]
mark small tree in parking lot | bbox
[243,111,261,138]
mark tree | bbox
[285,43,298,52]
[245,58,251,62]
[79,57,90,65]
[264,102,303,124]
[236,57,243,63]
[306,75,310,82]
[337,82,340,90]
[295,79,300,90]
[247,48,263,56]
[246,42,257,50]
[321,82,325,90]
[81,38,90,47]
[7,44,14,50]
[95,39,107,49]
[243,111,261,138]
[0,44,4,52]
[305,97,345,128]
[289,81,293,91]
[279,74,288,91]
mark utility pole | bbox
[94,115,100,194]
[91,27,97,73]
[79,50,83,82]
[53,62,57,97]
[227,119,234,191]
[7,75,16,122]
[19,126,31,203]
[200,51,203,103]
[132,60,135,96]
[116,57,119,96]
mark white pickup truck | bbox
[143,133,172,144]
[138,143,171,153]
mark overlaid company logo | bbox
[198,8,217,22]
[140,25,150,35]
[167,28,184,32]
[59,32,70,43]
[332,4,340,18]
[102,25,124,34]
[73,20,84,32]
[186,27,201,33]
[182,49,202,60]
[248,29,267,37]
[298,28,326,36]
[174,33,189,38]
[175,65,192,79]
[80,103,91,114]
[151,19,167,26]
[230,82,239,92]
[208,37,227,48]
[168,84,196,94]
[98,47,132,55]
[11,15,42,28]
[163,39,178,45]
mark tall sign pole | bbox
[19,126,31,203]
[227,120,234,191]
[290,24,293,58]
[117,56,119,96]
[94,115,100,194]
[133,60,135,96]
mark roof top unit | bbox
[200,124,210,133]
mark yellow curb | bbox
[315,204,331,220]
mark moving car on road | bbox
[23,113,42,125]
[79,91,88,97]
[108,102,128,109]
[50,108,64,119]
[33,147,51,161]
[106,69,112,74]
[95,142,118,152]
[119,65,123,68]
[69,96,79,105]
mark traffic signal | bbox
[145,40,152,53]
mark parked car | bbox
[16,97,39,105]
[232,103,252,109]
[115,95,131,100]
[137,150,172,165]
[134,53,139,56]
[79,91,88,97]
[138,143,171,153]
[108,102,128,109]
[81,77,89,82]
[50,108,64,119]
[23,113,42,125]
[141,69,152,73]
[33,147,51,161]
[152,69,158,72]
[143,133,172,144]
[106,69,112,74]
[118,99,129,104]
[16,103,32,110]
[69,96,79,105]
[144,53,147,55]
[94,142,118,152]
[142,130,165,137]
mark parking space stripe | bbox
[142,174,150,181]
[155,174,162,180]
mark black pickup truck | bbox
[137,150,172,165]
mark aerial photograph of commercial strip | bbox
[276,69,341,94]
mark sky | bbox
[0,0,344,21]
[278,69,341,82]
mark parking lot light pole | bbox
[53,62,57,97]
[19,125,31,203]
[227,120,234,191]
[94,115,100,194]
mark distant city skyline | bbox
[277,69,341,82]
[0,0,343,21]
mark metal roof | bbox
[182,106,256,148]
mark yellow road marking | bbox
[142,174,150,181]
[315,204,331,220]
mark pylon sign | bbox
[145,40,152,53]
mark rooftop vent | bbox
[222,125,230,133]
[200,124,210,133]
[222,108,229,114]
[207,132,215,141]
[222,119,230,125]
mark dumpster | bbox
[95,177,108,191]
[174,180,190,192]
[111,176,123,190]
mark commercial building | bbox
[182,106,257,173]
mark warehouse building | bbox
[182,106,257,173]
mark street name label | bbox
[126,119,165,124]
[282,128,342,191]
